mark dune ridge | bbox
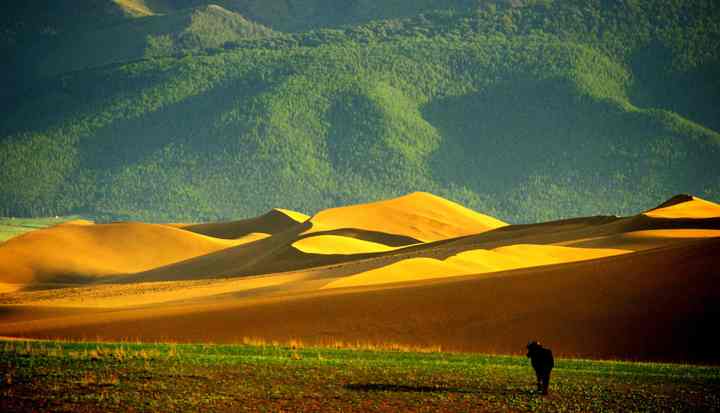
[181,208,309,239]
[1,193,719,362]
[644,194,720,219]
[305,192,508,242]
[0,221,241,285]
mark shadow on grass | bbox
[345,383,543,397]
[344,383,476,394]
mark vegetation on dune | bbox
[1,339,719,412]
[1,0,719,222]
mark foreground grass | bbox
[1,340,719,412]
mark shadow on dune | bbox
[295,228,421,247]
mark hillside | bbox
[17,4,275,79]
[1,0,720,223]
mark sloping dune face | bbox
[305,192,507,243]
[122,192,508,282]
[181,208,309,239]
[323,244,629,289]
[1,193,720,362]
[644,194,720,219]
[292,235,398,255]
[2,238,718,362]
[0,221,240,285]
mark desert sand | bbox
[0,221,243,284]
[1,193,719,362]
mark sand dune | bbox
[1,238,718,362]
[3,193,718,288]
[0,283,23,294]
[1,193,719,363]
[0,221,241,285]
[644,194,720,219]
[121,193,507,282]
[322,244,629,289]
[561,229,720,250]
[292,235,399,254]
[306,192,507,242]
[181,208,308,239]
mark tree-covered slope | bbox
[1,0,719,223]
[8,5,275,80]
[32,5,275,78]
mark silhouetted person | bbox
[527,341,554,395]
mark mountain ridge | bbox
[1,0,719,223]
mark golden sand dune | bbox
[126,193,508,282]
[306,192,507,242]
[561,229,720,250]
[58,219,95,226]
[0,273,307,309]
[292,235,399,254]
[322,244,629,289]
[1,238,718,362]
[0,221,240,285]
[181,208,308,239]
[0,283,22,294]
[432,197,720,254]
[124,220,314,282]
[644,194,720,219]
[4,193,719,287]
[1,193,720,362]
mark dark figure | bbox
[526,341,554,395]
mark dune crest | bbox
[0,222,241,285]
[181,208,308,239]
[306,192,507,242]
[644,195,720,219]
[56,219,95,226]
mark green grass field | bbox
[1,339,718,412]
[0,217,81,243]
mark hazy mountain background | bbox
[1,0,719,223]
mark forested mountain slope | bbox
[1,0,719,223]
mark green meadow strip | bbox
[2,339,718,412]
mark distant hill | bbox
[116,0,489,32]
[14,4,275,78]
[1,1,275,115]
[1,0,719,223]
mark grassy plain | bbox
[0,217,80,243]
[1,339,719,412]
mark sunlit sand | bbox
[1,193,719,360]
[644,194,720,219]
[292,235,400,254]
[305,192,507,242]
[323,245,629,289]
[0,221,242,284]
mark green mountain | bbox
[1,0,719,223]
[7,3,275,79]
